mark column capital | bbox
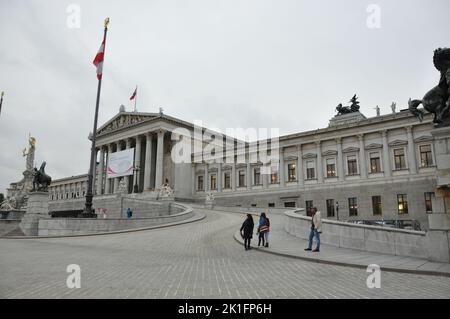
[335,137,342,143]
[406,125,414,133]
[146,132,153,138]
[381,129,388,137]
[314,140,321,146]
[357,133,364,140]
[157,128,166,136]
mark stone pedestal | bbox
[19,192,49,236]
[427,126,450,262]
[204,193,215,210]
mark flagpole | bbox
[83,18,109,217]
[134,86,137,112]
[0,91,4,116]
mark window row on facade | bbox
[195,143,435,191]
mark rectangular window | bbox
[370,153,381,173]
[268,203,275,208]
[238,170,246,187]
[306,161,315,180]
[424,192,434,213]
[284,202,296,208]
[397,194,408,214]
[254,167,261,185]
[420,145,433,167]
[288,163,296,182]
[326,199,335,217]
[271,172,278,184]
[305,200,314,216]
[394,148,406,170]
[348,197,358,216]
[347,156,358,175]
[210,174,217,190]
[372,196,382,216]
[326,159,336,177]
[224,172,230,189]
[197,176,204,191]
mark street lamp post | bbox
[336,201,339,221]
[133,166,140,193]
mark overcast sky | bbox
[0,0,449,194]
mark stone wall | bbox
[38,203,193,236]
[284,210,428,259]
[207,176,436,229]
[211,205,304,215]
[48,194,183,218]
[0,220,21,236]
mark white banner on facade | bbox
[106,148,134,178]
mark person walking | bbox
[263,214,270,248]
[304,207,321,252]
[257,213,270,247]
[257,213,266,247]
[126,207,133,219]
[240,214,254,251]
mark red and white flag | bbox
[93,39,106,80]
[130,87,137,100]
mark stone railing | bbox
[284,210,428,259]
[204,204,304,215]
[38,202,193,236]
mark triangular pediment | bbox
[302,153,317,159]
[414,135,433,143]
[322,150,338,156]
[97,112,159,135]
[388,139,408,146]
[342,146,360,153]
[365,143,383,150]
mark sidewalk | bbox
[233,220,450,277]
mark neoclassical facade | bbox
[48,107,438,229]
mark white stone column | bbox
[247,161,252,189]
[105,144,112,194]
[297,145,304,186]
[406,126,417,174]
[114,142,122,193]
[217,163,222,192]
[279,148,285,187]
[358,134,367,179]
[336,138,344,181]
[133,136,142,191]
[155,129,165,188]
[97,147,105,195]
[231,162,236,191]
[381,130,391,177]
[316,141,323,183]
[191,165,196,195]
[144,133,153,190]
[124,139,132,193]
[204,164,209,191]
[263,164,268,188]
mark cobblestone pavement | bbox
[1,210,450,299]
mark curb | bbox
[233,230,450,278]
[0,212,206,240]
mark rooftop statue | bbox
[32,161,52,192]
[335,94,361,115]
[409,47,450,126]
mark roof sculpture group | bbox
[409,47,450,126]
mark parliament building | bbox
[48,105,438,229]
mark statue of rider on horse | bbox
[32,161,52,192]
[409,47,450,126]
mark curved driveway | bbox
[1,210,450,298]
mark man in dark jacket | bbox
[240,214,254,251]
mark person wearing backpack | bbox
[258,212,270,248]
[257,213,266,247]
